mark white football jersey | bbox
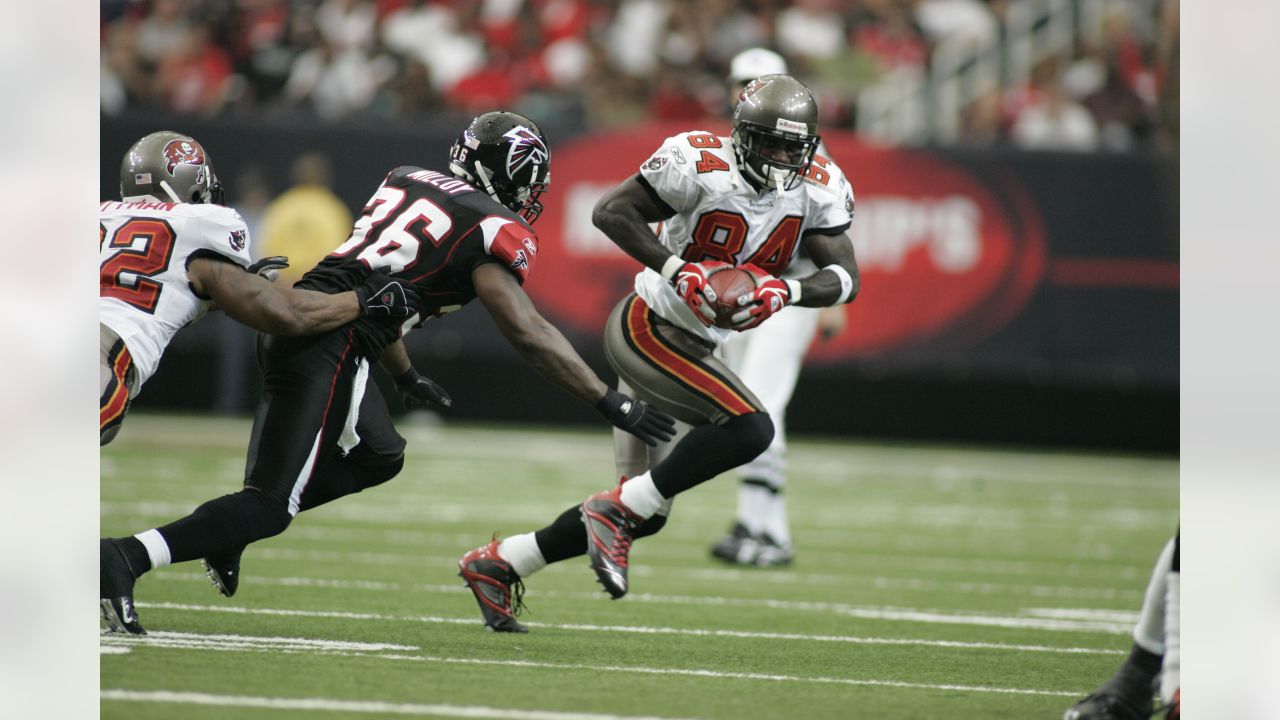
[634,130,855,345]
[99,200,253,388]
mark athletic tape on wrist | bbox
[660,255,685,283]
[783,279,802,305]
[823,264,855,304]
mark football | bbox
[706,267,756,329]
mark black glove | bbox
[356,274,420,319]
[596,388,676,447]
[246,255,289,282]
[394,367,453,410]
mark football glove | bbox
[246,255,289,283]
[356,274,420,319]
[730,264,795,331]
[596,388,676,447]
[670,260,730,327]
[393,367,453,410]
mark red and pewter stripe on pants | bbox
[100,341,133,435]
[622,296,756,417]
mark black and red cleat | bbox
[581,482,643,599]
[458,536,528,633]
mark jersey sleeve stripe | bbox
[633,174,678,218]
[802,221,852,237]
[184,248,247,299]
[621,296,758,417]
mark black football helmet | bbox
[732,75,820,191]
[120,131,224,204]
[448,111,551,224]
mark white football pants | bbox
[718,304,821,543]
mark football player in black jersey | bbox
[100,111,676,635]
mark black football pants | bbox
[156,327,406,565]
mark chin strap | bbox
[470,161,503,206]
[157,180,183,203]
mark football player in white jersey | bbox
[710,47,852,567]
[458,75,859,630]
[100,131,417,445]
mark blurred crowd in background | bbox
[101,0,1177,152]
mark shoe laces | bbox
[509,576,528,617]
[607,533,633,567]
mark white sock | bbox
[1160,571,1180,703]
[496,532,547,579]
[618,471,665,519]
[762,492,791,546]
[1133,537,1176,653]
[134,529,172,570]
[736,483,770,535]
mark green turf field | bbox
[101,413,1178,719]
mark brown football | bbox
[706,267,757,329]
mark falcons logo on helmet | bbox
[163,139,206,173]
[503,126,548,178]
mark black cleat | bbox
[458,537,528,633]
[203,548,243,598]
[710,523,794,567]
[710,522,757,565]
[1063,676,1155,720]
[753,533,795,567]
[582,482,643,599]
[100,538,145,635]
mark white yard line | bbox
[136,600,1128,652]
[150,571,1139,633]
[101,630,416,653]
[101,689,702,720]
[388,655,1085,698]
[146,546,1140,602]
[1025,608,1148,622]
[122,522,1149,582]
[103,647,1083,700]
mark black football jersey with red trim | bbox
[297,166,540,357]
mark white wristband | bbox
[659,255,685,284]
[783,279,802,305]
[823,264,855,304]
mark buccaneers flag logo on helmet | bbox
[162,139,206,174]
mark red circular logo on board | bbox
[528,122,1046,362]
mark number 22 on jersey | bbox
[331,186,453,273]
[101,218,177,314]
